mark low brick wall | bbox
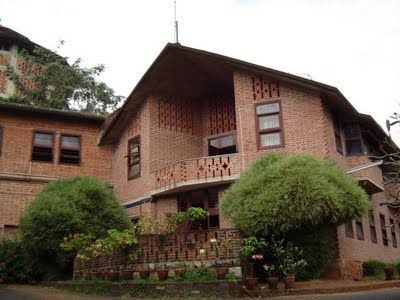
[74,229,242,274]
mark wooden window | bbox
[380,214,388,246]
[343,123,363,155]
[32,132,54,162]
[333,114,343,154]
[0,41,11,51]
[0,126,3,156]
[390,218,397,248]
[345,221,354,238]
[256,101,283,148]
[208,134,236,156]
[369,212,377,243]
[60,135,80,164]
[355,217,364,240]
[127,136,140,179]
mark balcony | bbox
[151,153,243,195]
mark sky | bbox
[1,0,400,142]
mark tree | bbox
[1,43,123,114]
[221,153,370,279]
[221,153,369,236]
[19,176,132,280]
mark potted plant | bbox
[210,237,230,279]
[157,264,169,281]
[187,207,208,230]
[105,268,119,281]
[384,264,394,280]
[121,249,139,280]
[173,263,186,277]
[139,265,151,279]
[264,264,278,290]
[271,239,307,290]
[239,237,268,289]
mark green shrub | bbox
[19,176,132,280]
[362,260,386,277]
[285,225,336,280]
[181,268,217,281]
[0,239,38,283]
[221,153,369,236]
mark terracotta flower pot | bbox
[120,270,134,280]
[245,277,258,289]
[384,267,394,280]
[0,278,4,284]
[104,271,119,281]
[283,276,295,289]
[266,277,279,290]
[139,270,150,279]
[157,269,169,281]
[174,269,185,277]
[216,266,229,279]
[83,271,91,280]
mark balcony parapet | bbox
[152,153,243,195]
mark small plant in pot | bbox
[104,268,119,281]
[271,239,307,290]
[173,263,186,277]
[157,264,169,281]
[139,265,151,279]
[121,250,139,280]
[187,207,208,230]
[384,264,394,280]
[239,236,268,289]
[211,237,231,279]
[263,264,278,290]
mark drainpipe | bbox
[345,160,383,175]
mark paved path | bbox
[2,284,400,299]
[0,285,118,300]
[273,287,400,300]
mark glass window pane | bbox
[34,133,53,147]
[344,123,361,139]
[129,164,140,177]
[346,140,362,155]
[256,103,280,115]
[61,136,80,149]
[260,132,281,147]
[259,114,280,130]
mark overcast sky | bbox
[1,0,400,142]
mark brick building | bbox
[1,27,399,278]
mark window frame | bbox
[127,135,141,180]
[380,214,388,246]
[390,218,397,248]
[207,132,237,156]
[345,221,354,238]
[369,212,377,244]
[255,100,284,150]
[343,122,363,156]
[355,217,364,240]
[0,126,3,156]
[31,131,55,163]
[332,114,343,154]
[59,134,81,165]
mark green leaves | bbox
[221,153,370,236]
[3,45,123,114]
[19,176,132,279]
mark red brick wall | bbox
[0,112,113,226]
[233,71,328,170]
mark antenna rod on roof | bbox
[174,0,179,43]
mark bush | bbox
[0,239,38,283]
[19,176,132,280]
[285,225,336,280]
[221,153,369,236]
[362,260,386,277]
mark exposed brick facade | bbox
[1,40,399,279]
[0,111,113,227]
